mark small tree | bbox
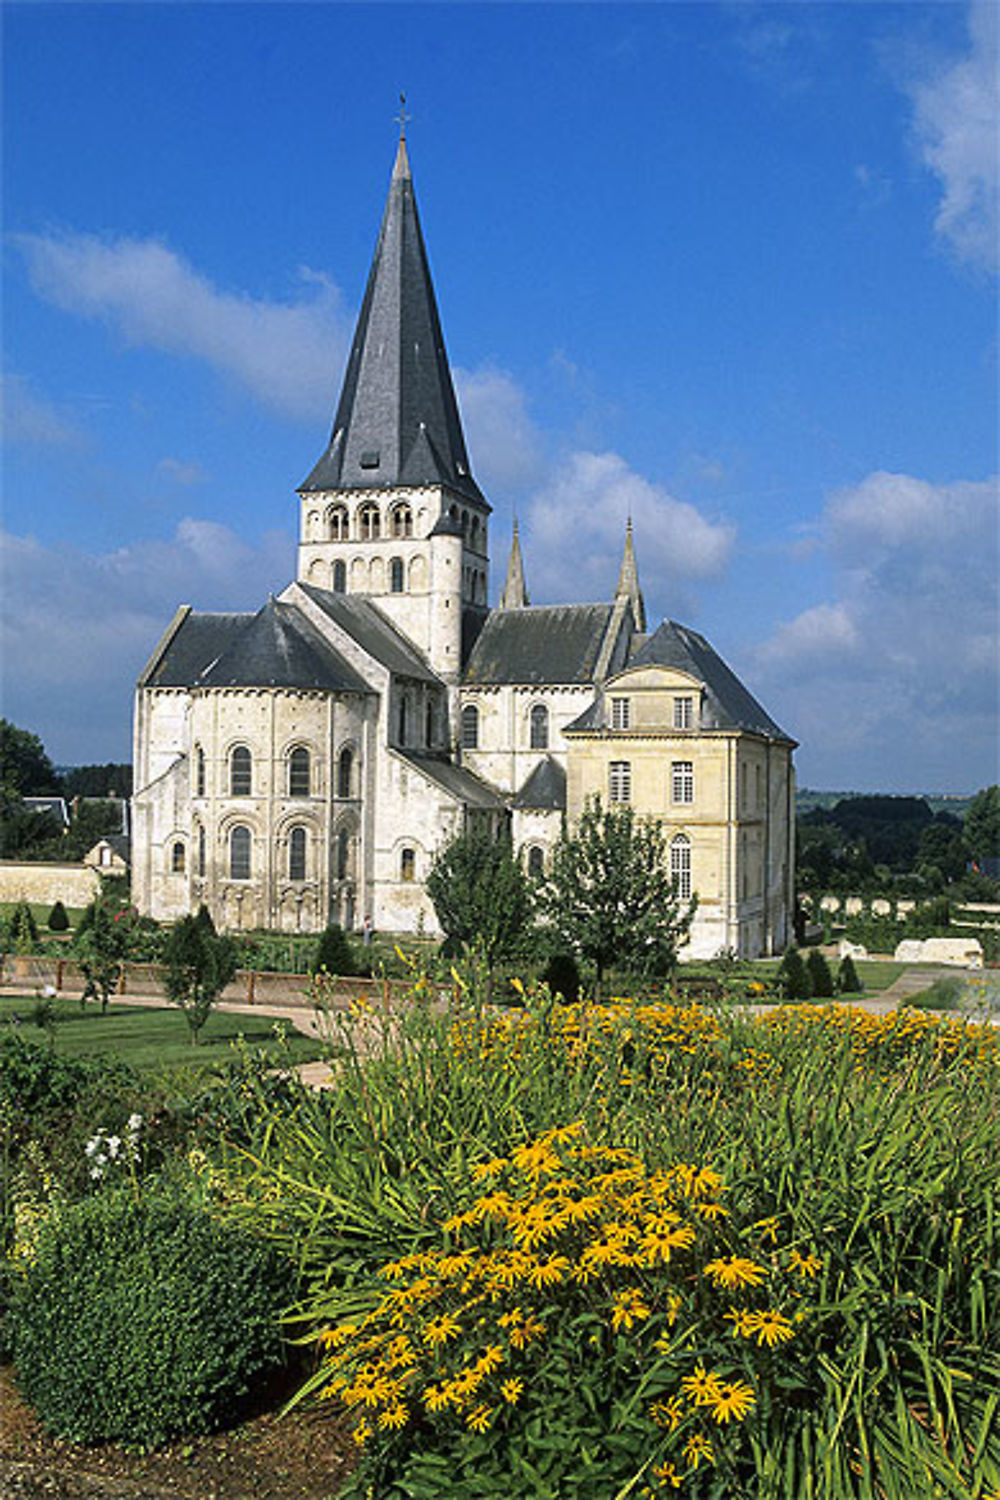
[776,946,812,1000]
[74,897,133,1012]
[837,953,864,994]
[312,923,356,977]
[162,914,238,1044]
[806,947,835,998]
[426,830,534,995]
[538,798,696,997]
[47,900,70,933]
[8,901,39,955]
[964,785,1000,864]
[540,952,581,1005]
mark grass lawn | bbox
[0,995,324,1070]
[1,900,88,933]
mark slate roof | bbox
[298,584,439,683]
[511,756,567,811]
[396,751,505,809]
[140,600,370,694]
[630,620,792,739]
[300,138,485,506]
[23,796,70,827]
[464,604,613,686]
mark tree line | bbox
[0,719,132,861]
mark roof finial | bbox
[396,92,410,143]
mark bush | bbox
[836,953,863,994]
[540,951,581,1004]
[6,901,39,953]
[46,900,69,932]
[11,1187,291,1446]
[776,946,811,1000]
[805,948,834,998]
[312,922,356,977]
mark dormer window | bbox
[674,696,694,729]
[611,697,630,731]
[360,449,380,469]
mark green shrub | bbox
[776,945,811,999]
[805,947,834,998]
[0,1033,136,1114]
[11,1187,290,1446]
[836,953,863,993]
[312,922,356,977]
[540,951,581,1003]
[46,900,69,933]
[6,901,39,953]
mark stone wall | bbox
[0,860,101,909]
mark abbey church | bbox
[131,132,796,960]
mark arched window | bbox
[398,696,408,745]
[470,516,480,547]
[288,826,307,881]
[332,559,347,593]
[390,557,404,593]
[391,504,413,538]
[328,505,349,541]
[288,747,310,798]
[337,747,353,799]
[171,840,186,873]
[195,746,206,797]
[230,746,252,797]
[336,827,351,881]
[527,845,545,877]
[400,847,416,882]
[671,835,691,900]
[197,824,206,878]
[359,503,380,540]
[460,511,469,536]
[529,704,549,750]
[230,825,251,880]
[461,704,479,750]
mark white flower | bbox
[106,1135,122,1158]
[85,1136,102,1157]
[90,1165,103,1180]
[127,1113,143,1132]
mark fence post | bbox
[56,959,64,992]
[247,969,256,1005]
[118,964,127,995]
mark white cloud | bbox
[15,232,352,421]
[904,0,999,272]
[754,470,999,789]
[0,521,294,762]
[1,372,85,448]
[523,450,736,612]
[454,366,545,492]
[155,457,206,486]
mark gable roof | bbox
[628,620,793,740]
[395,750,505,809]
[139,611,252,688]
[464,604,614,686]
[297,583,440,682]
[511,756,567,810]
[300,137,484,506]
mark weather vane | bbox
[396,92,410,142]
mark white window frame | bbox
[610,696,631,730]
[672,760,694,805]
[673,696,694,730]
[671,835,691,899]
[609,760,631,803]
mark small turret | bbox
[615,518,645,632]
[499,520,529,609]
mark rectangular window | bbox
[609,760,631,803]
[672,761,694,804]
[673,696,693,729]
[610,697,630,730]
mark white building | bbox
[132,131,796,957]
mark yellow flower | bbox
[754,1216,780,1245]
[611,1286,651,1331]
[500,1377,524,1405]
[528,1254,570,1289]
[745,1309,795,1348]
[422,1312,461,1348]
[476,1343,505,1375]
[683,1431,716,1470]
[651,1460,684,1489]
[650,1395,685,1432]
[787,1248,822,1279]
[702,1256,767,1289]
[680,1365,726,1407]
[466,1403,492,1433]
[724,1307,757,1339]
[352,1418,372,1446]
[707,1380,756,1424]
[422,1383,450,1412]
[378,1403,408,1430]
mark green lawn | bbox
[0,994,324,1070]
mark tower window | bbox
[230,825,251,881]
[390,557,404,593]
[527,845,545,877]
[230,746,252,797]
[171,841,186,874]
[328,505,349,541]
[671,834,691,900]
[391,504,413,538]
[195,745,206,797]
[400,847,415,882]
[609,761,631,803]
[672,761,694,804]
[337,746,354,799]
[529,704,549,750]
[398,696,408,746]
[610,697,630,730]
[332,559,347,593]
[288,747,310,798]
[336,827,352,881]
[197,824,206,878]
[359,503,381,540]
[674,696,694,729]
[425,699,434,747]
[461,704,479,750]
[288,826,307,881]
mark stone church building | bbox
[132,132,796,959]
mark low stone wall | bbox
[0,861,102,909]
[0,955,409,1011]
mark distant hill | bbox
[796,789,972,820]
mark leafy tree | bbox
[0,803,64,860]
[837,954,864,994]
[917,822,967,884]
[162,914,238,1044]
[74,897,135,1012]
[6,901,39,956]
[62,763,132,798]
[805,947,835,998]
[540,952,582,1004]
[0,720,62,799]
[537,798,696,996]
[312,923,357,977]
[965,786,1000,863]
[426,831,534,990]
[776,946,811,1000]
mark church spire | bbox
[300,127,485,506]
[615,518,645,632]
[500,519,529,609]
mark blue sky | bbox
[2,1,997,792]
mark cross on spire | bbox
[395,92,410,142]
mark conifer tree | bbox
[163,914,238,1044]
[777,946,812,1000]
[806,947,835,998]
[837,953,864,994]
